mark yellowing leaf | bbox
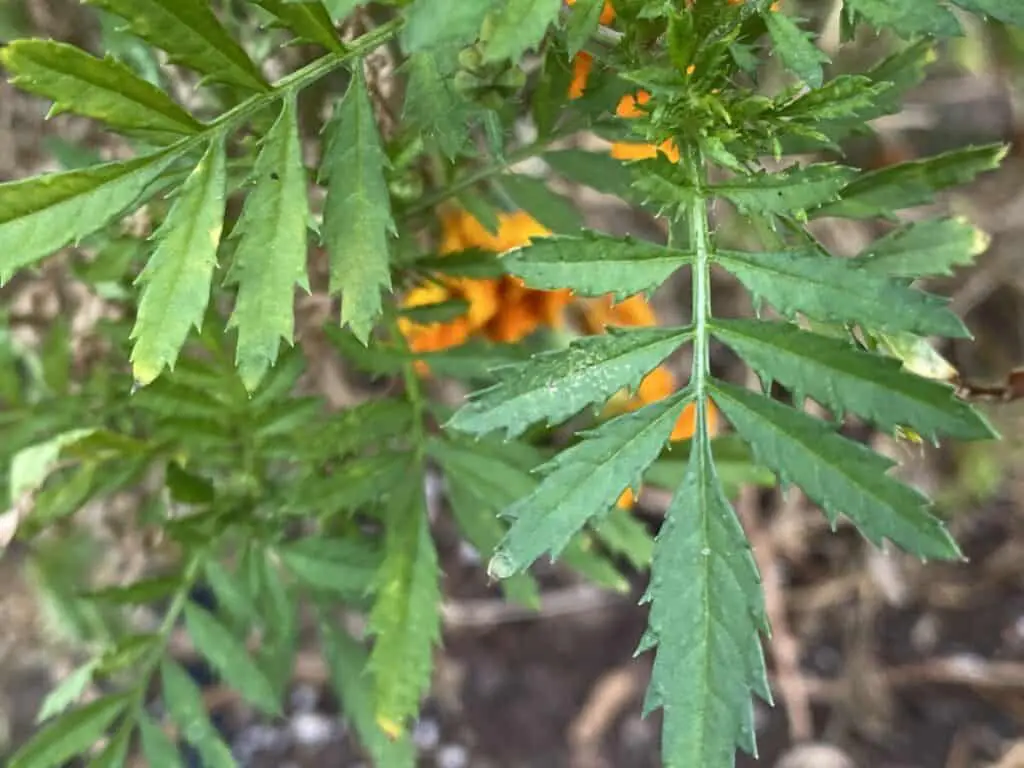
[366,472,441,733]
[319,65,394,343]
[227,95,310,392]
[131,140,226,385]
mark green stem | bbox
[131,552,205,709]
[387,313,428,461]
[685,145,713,437]
[175,18,402,150]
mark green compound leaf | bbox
[251,0,343,51]
[711,319,996,442]
[776,75,890,122]
[714,248,970,339]
[814,144,1007,220]
[851,217,989,278]
[952,0,1024,25]
[403,49,472,159]
[448,326,693,439]
[481,0,562,64]
[277,536,381,597]
[710,378,962,559]
[137,713,184,768]
[86,724,132,768]
[566,0,605,58]
[226,95,310,392]
[428,437,540,607]
[319,65,394,344]
[591,507,655,571]
[84,0,268,92]
[183,601,281,715]
[8,692,132,768]
[319,617,416,768]
[401,0,500,52]
[366,470,442,735]
[497,174,584,234]
[762,11,829,88]
[642,432,770,768]
[843,0,962,37]
[0,149,181,282]
[501,231,689,301]
[711,164,857,216]
[160,659,235,768]
[544,148,640,201]
[490,392,690,578]
[131,139,226,385]
[0,40,201,137]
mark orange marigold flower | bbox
[567,0,616,25]
[400,210,573,360]
[611,91,681,163]
[569,51,593,100]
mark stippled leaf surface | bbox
[711,378,961,558]
[448,326,692,438]
[84,0,268,91]
[714,248,969,338]
[131,139,226,385]
[401,0,500,52]
[843,0,961,37]
[481,0,562,63]
[814,145,1007,219]
[0,40,200,137]
[366,471,441,735]
[763,11,829,87]
[403,49,472,158]
[490,393,690,577]
[0,149,181,282]
[502,231,688,300]
[319,66,393,343]
[642,434,770,768]
[711,319,995,441]
[227,95,310,391]
[852,217,989,278]
[776,75,889,121]
[712,164,857,216]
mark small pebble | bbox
[289,712,336,747]
[413,717,441,751]
[436,743,469,768]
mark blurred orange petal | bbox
[569,52,593,100]
[670,398,721,442]
[637,366,675,405]
[567,0,616,24]
[484,299,543,343]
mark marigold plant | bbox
[0,0,1021,766]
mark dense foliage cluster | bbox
[2,0,1022,765]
